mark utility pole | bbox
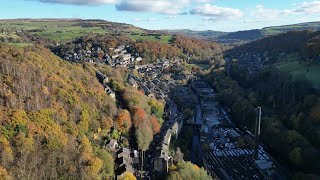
[141,150,144,170]
[254,107,262,160]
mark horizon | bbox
[1,0,320,31]
[2,17,319,33]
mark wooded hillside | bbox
[226,30,320,61]
[0,43,116,179]
[0,43,168,179]
[52,34,224,64]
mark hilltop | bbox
[168,21,320,44]
[0,18,172,44]
[164,29,227,40]
[225,29,320,89]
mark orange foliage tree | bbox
[132,107,146,127]
[115,109,132,132]
[151,116,160,135]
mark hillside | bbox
[0,40,182,179]
[209,30,320,177]
[218,22,320,43]
[5,19,320,47]
[52,33,224,65]
[0,19,172,44]
[262,21,320,36]
[218,29,263,43]
[168,21,320,44]
[164,29,227,40]
[224,30,320,88]
[0,43,119,179]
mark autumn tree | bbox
[148,98,164,119]
[101,116,113,131]
[151,116,161,135]
[132,107,146,127]
[118,172,136,180]
[0,166,12,180]
[0,43,118,179]
[0,137,14,166]
[136,121,153,151]
[115,109,132,132]
[78,107,90,134]
[167,161,212,180]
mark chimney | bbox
[254,107,262,160]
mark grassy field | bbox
[276,61,320,89]
[0,32,21,39]
[31,26,110,42]
[262,22,320,36]
[0,20,111,42]
[0,19,172,43]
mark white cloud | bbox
[166,15,177,19]
[116,0,190,15]
[190,4,243,21]
[35,0,212,15]
[30,0,320,23]
[293,1,320,14]
[38,0,116,5]
[132,17,158,22]
[253,1,320,20]
[253,5,287,19]
[196,0,212,2]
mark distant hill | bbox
[0,18,173,43]
[219,29,262,41]
[3,19,320,45]
[207,30,320,179]
[167,21,320,44]
[226,30,320,58]
[225,30,320,88]
[164,29,227,40]
[261,21,320,36]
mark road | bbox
[194,105,203,126]
[191,104,203,164]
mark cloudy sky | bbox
[1,0,320,31]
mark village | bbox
[190,78,285,180]
[225,51,270,75]
[62,44,145,67]
[62,39,286,180]
[93,50,189,179]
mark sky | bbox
[1,0,320,32]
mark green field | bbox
[0,19,172,43]
[31,26,110,41]
[0,32,21,40]
[262,22,320,36]
[276,61,320,89]
[0,20,112,42]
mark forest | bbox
[0,43,167,179]
[225,30,320,62]
[203,29,320,179]
[0,43,117,179]
[205,62,320,179]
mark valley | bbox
[1,18,320,180]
